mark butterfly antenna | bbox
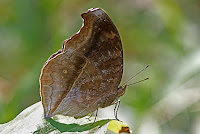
[122,64,150,86]
[127,77,149,86]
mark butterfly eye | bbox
[118,86,122,89]
[117,87,125,97]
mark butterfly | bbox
[40,8,126,119]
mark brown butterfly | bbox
[40,8,126,119]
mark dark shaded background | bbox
[1,0,200,133]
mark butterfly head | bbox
[117,84,127,97]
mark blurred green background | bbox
[1,0,200,133]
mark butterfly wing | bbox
[40,8,123,118]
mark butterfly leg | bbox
[86,112,94,121]
[91,108,98,126]
[114,99,120,121]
